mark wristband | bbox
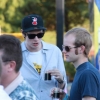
[57,76,64,84]
[58,79,64,84]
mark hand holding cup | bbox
[47,69,64,83]
[44,72,51,80]
[51,87,66,100]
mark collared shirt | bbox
[20,40,67,100]
[0,85,12,100]
[5,73,38,100]
[63,94,69,100]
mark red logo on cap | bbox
[32,17,37,25]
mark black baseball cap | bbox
[21,14,46,32]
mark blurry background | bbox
[0,0,89,32]
[0,0,100,83]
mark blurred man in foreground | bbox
[0,57,12,100]
[0,35,38,100]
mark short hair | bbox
[65,27,92,56]
[0,35,22,72]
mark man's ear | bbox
[8,61,16,72]
[21,29,25,38]
[80,45,85,54]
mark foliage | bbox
[65,0,89,31]
[64,61,76,82]
[0,0,89,33]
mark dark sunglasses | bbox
[27,33,44,39]
[62,45,78,52]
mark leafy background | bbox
[0,0,94,81]
[0,0,89,33]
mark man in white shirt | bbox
[20,14,67,100]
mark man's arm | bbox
[82,96,96,100]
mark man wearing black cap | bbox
[20,14,67,100]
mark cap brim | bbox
[23,27,47,32]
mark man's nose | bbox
[34,36,38,39]
[62,48,66,53]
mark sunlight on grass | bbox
[42,31,56,45]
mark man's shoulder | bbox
[9,80,37,100]
[82,63,99,76]
[18,80,35,92]
[11,80,34,92]
[21,41,27,51]
[79,66,100,83]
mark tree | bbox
[65,0,89,31]
[0,0,89,33]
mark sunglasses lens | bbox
[65,46,70,52]
[27,33,44,39]
[37,33,44,38]
[27,34,35,39]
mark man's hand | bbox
[47,69,65,89]
[47,69,64,83]
[50,87,66,100]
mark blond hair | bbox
[65,27,92,56]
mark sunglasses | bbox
[62,45,78,52]
[27,32,44,39]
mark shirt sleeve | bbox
[79,70,99,98]
[63,94,69,100]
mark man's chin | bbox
[66,59,71,62]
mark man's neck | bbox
[73,57,88,69]
[1,72,19,88]
[25,41,43,52]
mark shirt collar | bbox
[76,62,89,71]
[5,73,23,95]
